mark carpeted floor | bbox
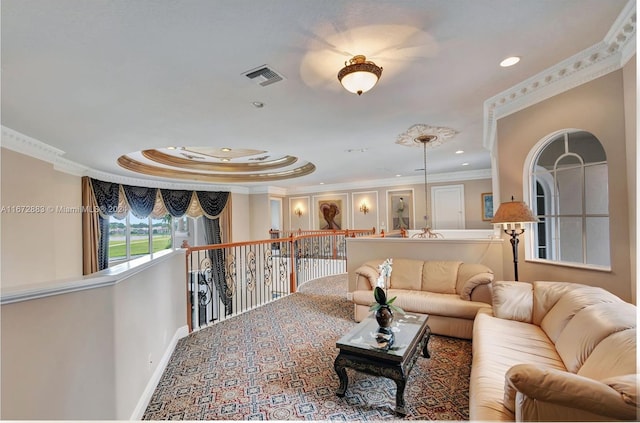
[143,274,471,420]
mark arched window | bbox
[527,130,610,269]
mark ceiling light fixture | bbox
[337,55,383,95]
[500,56,521,67]
[397,124,458,238]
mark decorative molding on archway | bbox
[483,1,636,154]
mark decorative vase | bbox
[375,305,394,328]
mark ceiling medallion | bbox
[395,124,458,148]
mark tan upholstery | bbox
[491,281,533,323]
[421,261,461,293]
[389,258,423,290]
[470,281,638,422]
[351,258,494,339]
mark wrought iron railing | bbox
[186,228,375,332]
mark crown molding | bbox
[85,168,251,194]
[249,186,288,196]
[1,126,65,158]
[483,0,636,152]
[1,126,251,194]
[1,125,488,197]
[283,168,492,195]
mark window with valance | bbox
[81,176,233,315]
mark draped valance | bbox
[89,178,230,220]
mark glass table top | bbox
[336,312,429,361]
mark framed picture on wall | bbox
[482,193,494,221]
[316,198,344,230]
[388,190,413,230]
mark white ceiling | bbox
[1,0,631,192]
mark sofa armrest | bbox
[506,364,639,421]
[459,272,494,300]
[354,265,379,291]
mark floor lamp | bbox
[491,198,538,281]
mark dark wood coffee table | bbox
[334,313,431,415]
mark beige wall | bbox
[496,70,633,302]
[1,148,83,287]
[1,251,187,420]
[231,192,250,242]
[249,193,271,240]
[622,55,636,302]
[284,178,493,233]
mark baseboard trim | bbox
[129,325,190,420]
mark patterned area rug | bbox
[143,274,471,420]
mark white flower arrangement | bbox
[376,258,393,289]
[370,258,403,313]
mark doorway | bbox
[432,185,465,229]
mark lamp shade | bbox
[491,200,538,229]
[337,55,382,95]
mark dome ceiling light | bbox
[337,55,383,95]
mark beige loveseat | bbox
[470,280,638,421]
[352,259,494,339]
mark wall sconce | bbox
[294,207,303,217]
[359,202,370,215]
[491,197,538,281]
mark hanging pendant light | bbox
[337,55,383,95]
[396,124,459,239]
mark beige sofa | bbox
[352,259,495,339]
[470,280,638,421]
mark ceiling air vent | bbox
[243,65,284,87]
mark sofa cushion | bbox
[491,281,533,323]
[531,281,577,325]
[385,289,488,319]
[421,261,461,294]
[578,328,637,380]
[555,302,636,373]
[540,285,622,343]
[456,263,494,294]
[384,258,422,290]
[601,374,638,406]
[459,272,494,300]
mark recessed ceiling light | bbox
[221,158,231,162]
[462,162,470,166]
[319,182,324,185]
[221,147,232,152]
[167,146,176,150]
[500,56,521,67]
[455,150,464,154]
[396,174,402,177]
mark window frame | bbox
[108,213,174,266]
[523,129,611,272]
